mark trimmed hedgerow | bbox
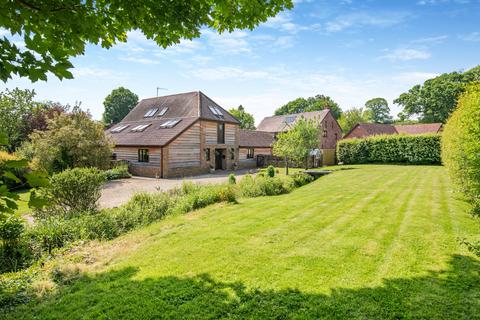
[442,84,480,216]
[104,164,131,180]
[337,134,441,165]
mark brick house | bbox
[107,91,240,178]
[256,110,342,165]
[343,123,443,139]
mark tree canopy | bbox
[228,105,255,130]
[0,0,293,82]
[394,65,480,123]
[103,87,139,126]
[364,97,392,124]
[338,108,370,134]
[274,95,342,119]
[273,118,320,171]
[28,107,113,173]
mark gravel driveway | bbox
[99,169,254,209]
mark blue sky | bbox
[1,0,480,124]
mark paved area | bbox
[99,169,255,209]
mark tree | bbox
[338,108,370,134]
[0,88,39,152]
[29,107,114,173]
[364,98,392,123]
[0,1,293,82]
[103,87,139,126]
[274,94,342,119]
[228,105,255,130]
[394,65,480,123]
[273,118,320,173]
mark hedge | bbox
[337,134,441,165]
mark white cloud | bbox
[119,56,159,65]
[325,11,408,33]
[262,12,317,33]
[71,67,125,81]
[412,35,448,45]
[379,48,431,61]
[201,29,251,54]
[459,32,480,42]
[188,66,270,81]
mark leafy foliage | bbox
[364,98,392,124]
[338,108,370,134]
[442,84,480,217]
[228,105,256,130]
[394,65,480,123]
[104,164,131,181]
[37,168,106,218]
[102,87,138,126]
[337,134,441,165]
[228,174,236,185]
[274,94,342,119]
[28,107,113,173]
[267,165,275,178]
[0,0,293,82]
[273,118,320,170]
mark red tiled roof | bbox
[256,110,330,133]
[239,129,275,148]
[394,123,443,135]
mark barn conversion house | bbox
[107,91,240,178]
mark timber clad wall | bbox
[167,123,201,169]
[238,147,271,169]
[225,124,236,145]
[114,146,162,177]
[205,121,217,145]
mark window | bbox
[217,123,225,144]
[209,106,224,118]
[144,108,158,118]
[335,133,338,140]
[323,129,328,137]
[138,149,149,162]
[111,153,117,160]
[285,116,296,124]
[230,148,235,160]
[131,124,151,132]
[205,148,210,161]
[159,119,181,128]
[247,148,254,159]
[111,124,129,133]
[158,107,168,117]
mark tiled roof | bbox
[238,129,275,148]
[394,123,443,135]
[108,91,239,147]
[344,122,443,139]
[256,110,330,133]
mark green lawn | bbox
[13,189,31,217]
[5,165,480,319]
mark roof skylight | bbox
[111,124,130,133]
[131,124,151,132]
[159,119,181,128]
[209,106,224,118]
[285,116,296,124]
[158,107,168,117]
[144,108,158,118]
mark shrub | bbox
[442,84,480,216]
[267,165,275,177]
[238,174,293,197]
[38,167,106,218]
[337,134,441,165]
[228,173,236,185]
[104,164,131,180]
[27,217,81,255]
[0,215,32,273]
[291,172,315,187]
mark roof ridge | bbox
[140,90,199,101]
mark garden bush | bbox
[228,173,236,185]
[37,167,106,218]
[104,164,131,180]
[291,172,315,187]
[442,84,480,216]
[238,174,293,197]
[0,215,32,273]
[337,134,441,165]
[267,165,275,177]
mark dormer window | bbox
[131,124,151,132]
[144,108,158,118]
[157,107,168,117]
[209,106,224,118]
[159,119,181,128]
[111,124,129,133]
